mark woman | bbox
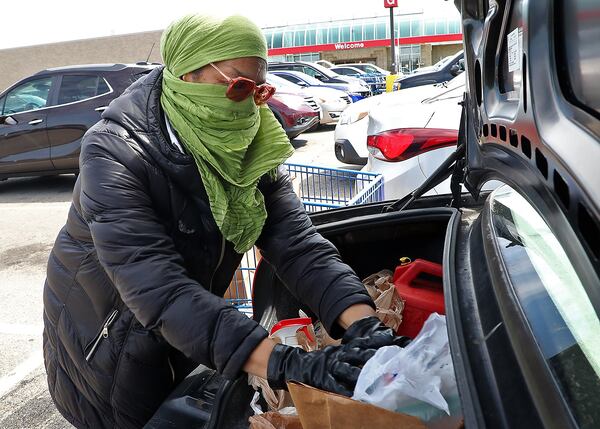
[43,14,405,428]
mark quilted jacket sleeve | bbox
[256,169,375,339]
[78,130,267,380]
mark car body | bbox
[337,62,391,76]
[268,61,371,101]
[410,54,455,75]
[271,70,370,103]
[330,66,387,95]
[148,1,600,426]
[334,74,465,165]
[0,63,155,180]
[314,59,335,69]
[393,50,465,90]
[267,73,351,125]
[364,76,466,200]
[267,91,319,140]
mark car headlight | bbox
[339,110,369,125]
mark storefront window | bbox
[411,20,423,37]
[435,20,447,34]
[340,25,351,42]
[376,22,387,39]
[425,20,436,35]
[364,23,375,40]
[317,27,328,44]
[448,20,461,33]
[283,31,293,47]
[399,21,411,37]
[294,29,305,46]
[264,32,272,49]
[351,24,363,41]
[272,32,283,49]
[306,29,316,45]
[330,25,340,43]
[398,45,421,73]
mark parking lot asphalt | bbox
[0,125,348,428]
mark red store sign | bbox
[384,0,398,8]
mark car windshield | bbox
[267,73,302,91]
[433,56,453,69]
[308,62,338,78]
[288,72,323,86]
[362,65,381,74]
[490,184,600,427]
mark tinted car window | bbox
[490,184,600,428]
[57,75,111,105]
[3,77,53,115]
[334,68,353,75]
[279,74,303,85]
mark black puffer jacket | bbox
[42,67,373,429]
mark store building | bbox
[264,13,463,73]
[0,12,462,92]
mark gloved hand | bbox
[267,343,372,397]
[342,316,411,349]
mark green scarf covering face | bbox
[160,15,294,253]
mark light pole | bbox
[384,0,399,74]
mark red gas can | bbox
[393,258,445,338]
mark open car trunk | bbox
[145,202,467,429]
[253,206,457,327]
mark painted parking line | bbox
[0,352,44,398]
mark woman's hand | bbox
[342,316,411,350]
[266,343,372,397]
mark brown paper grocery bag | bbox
[288,382,427,429]
[249,411,304,429]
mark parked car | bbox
[410,54,455,75]
[267,91,319,140]
[268,61,371,101]
[267,73,351,125]
[364,76,466,200]
[314,59,335,69]
[146,1,600,427]
[271,70,370,103]
[335,74,465,165]
[0,63,156,180]
[330,65,386,95]
[393,50,464,90]
[337,62,391,76]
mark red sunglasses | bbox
[209,63,276,105]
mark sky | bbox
[1,0,460,50]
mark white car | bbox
[267,73,351,125]
[334,74,465,165]
[364,77,466,200]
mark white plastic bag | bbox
[352,313,460,422]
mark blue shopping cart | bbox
[226,163,384,315]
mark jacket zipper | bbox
[209,236,225,293]
[85,309,119,362]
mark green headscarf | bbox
[160,15,294,253]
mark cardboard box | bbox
[288,382,427,429]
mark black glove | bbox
[342,316,411,349]
[267,343,372,397]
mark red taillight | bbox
[367,128,458,162]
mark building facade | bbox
[0,13,462,92]
[264,13,463,73]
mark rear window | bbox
[57,75,111,105]
[489,184,600,428]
